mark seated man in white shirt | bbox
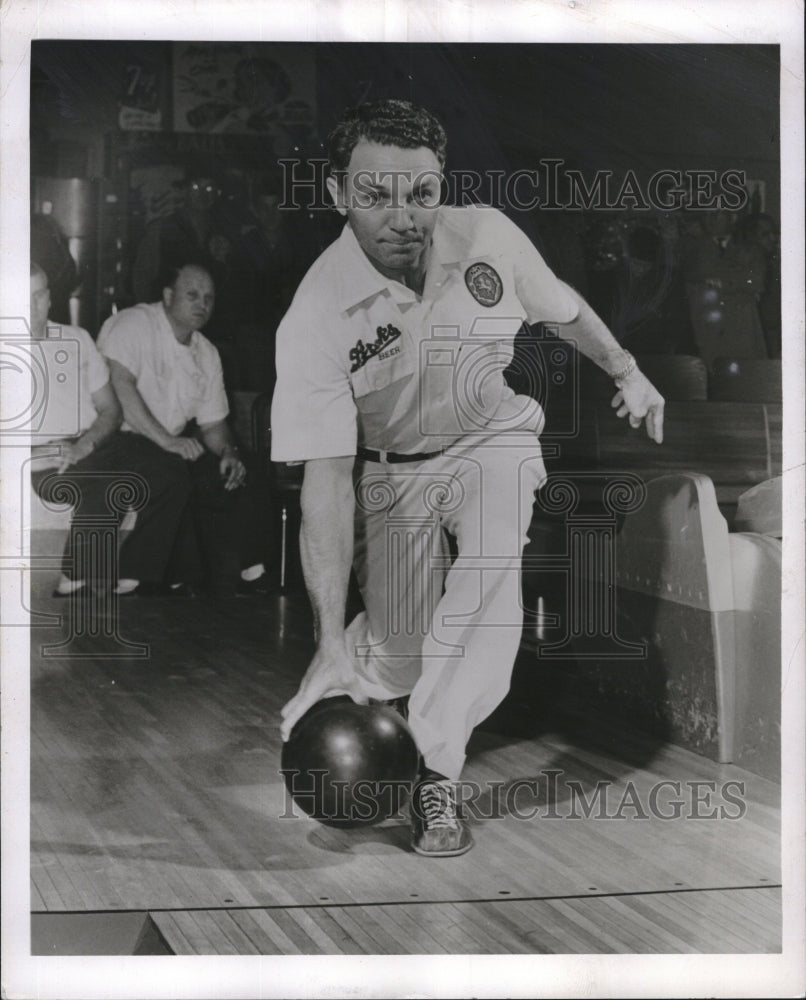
[98,262,271,597]
[29,261,191,597]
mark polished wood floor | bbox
[30,584,781,955]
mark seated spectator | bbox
[98,262,272,597]
[29,261,190,598]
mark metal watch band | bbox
[609,351,637,384]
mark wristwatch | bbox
[609,350,637,386]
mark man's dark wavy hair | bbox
[327,99,447,182]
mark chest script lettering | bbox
[349,323,402,373]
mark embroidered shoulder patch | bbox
[464,262,503,307]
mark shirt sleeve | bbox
[492,210,579,326]
[79,328,110,395]
[97,309,144,378]
[271,300,357,462]
[195,343,230,426]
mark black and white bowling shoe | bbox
[410,776,473,857]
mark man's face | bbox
[163,267,215,334]
[30,271,51,337]
[186,176,218,213]
[327,140,443,277]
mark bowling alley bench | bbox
[519,395,783,781]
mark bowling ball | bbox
[281,698,419,827]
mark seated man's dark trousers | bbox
[31,431,192,589]
[163,450,271,597]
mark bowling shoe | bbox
[410,777,474,857]
[51,585,90,599]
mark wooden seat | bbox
[566,472,781,778]
[523,395,782,770]
[708,357,782,402]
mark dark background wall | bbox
[31,41,781,207]
[29,41,780,360]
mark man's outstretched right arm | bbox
[280,455,366,741]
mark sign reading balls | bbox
[464,262,503,307]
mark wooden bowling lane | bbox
[148,885,782,954]
[30,590,782,952]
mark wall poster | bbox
[172,42,315,154]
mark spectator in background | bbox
[29,261,190,598]
[99,262,273,598]
[131,169,230,318]
[31,213,79,326]
[613,225,667,348]
[616,224,696,356]
[216,173,313,391]
[739,213,781,359]
[683,209,768,369]
[583,213,624,329]
[580,215,695,357]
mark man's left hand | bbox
[56,437,95,474]
[220,450,247,490]
[611,369,665,444]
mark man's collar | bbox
[157,301,197,346]
[336,225,392,311]
[157,301,175,338]
[429,206,480,267]
[336,208,481,311]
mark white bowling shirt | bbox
[37,324,110,441]
[271,205,578,462]
[98,302,229,436]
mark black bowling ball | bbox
[281,698,419,827]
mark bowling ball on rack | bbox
[280,698,420,828]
